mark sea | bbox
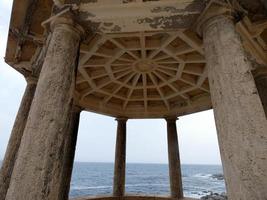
[0,161,225,198]
[70,162,226,199]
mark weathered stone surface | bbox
[253,67,267,117]
[5,17,82,200]
[58,106,82,200]
[113,118,127,197]
[166,118,183,198]
[203,15,267,200]
[0,79,36,200]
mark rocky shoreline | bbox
[201,192,227,200]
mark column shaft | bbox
[203,15,267,200]
[0,80,36,200]
[254,68,267,116]
[113,118,127,197]
[5,18,83,200]
[58,106,81,200]
[166,119,183,199]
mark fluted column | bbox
[202,15,267,200]
[166,118,183,199]
[253,67,267,116]
[113,118,127,197]
[0,76,37,200]
[5,14,84,200]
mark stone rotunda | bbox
[0,0,267,200]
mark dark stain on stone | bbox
[151,6,184,14]
[80,0,98,3]
[99,23,121,32]
[137,14,198,30]
[76,0,204,32]
[143,0,206,30]
[79,11,96,18]
[110,25,122,32]
[77,12,101,32]
[185,0,206,12]
[86,21,101,32]
[64,0,81,4]
[122,0,135,3]
[151,0,205,14]
[52,4,75,15]
[124,0,160,2]
[103,22,113,27]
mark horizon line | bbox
[0,160,222,166]
[73,161,222,165]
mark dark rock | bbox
[211,173,224,180]
[201,192,227,200]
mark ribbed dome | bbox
[75,31,211,118]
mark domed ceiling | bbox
[76,30,211,118]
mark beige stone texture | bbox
[203,15,267,200]
[58,106,82,200]
[253,67,267,116]
[166,118,183,199]
[5,17,82,200]
[113,118,127,197]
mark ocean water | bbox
[70,162,226,198]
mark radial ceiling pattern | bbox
[76,30,211,118]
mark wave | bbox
[72,183,169,191]
[125,183,169,187]
[193,173,212,178]
[72,185,112,190]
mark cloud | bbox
[0,0,12,26]
[0,0,25,159]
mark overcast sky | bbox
[0,0,222,165]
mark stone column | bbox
[0,76,37,200]
[166,118,183,199]
[253,67,267,116]
[58,105,82,200]
[113,118,127,197]
[5,15,84,200]
[202,15,267,200]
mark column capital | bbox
[42,6,85,39]
[165,117,178,123]
[195,0,234,36]
[25,75,38,85]
[115,117,128,123]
